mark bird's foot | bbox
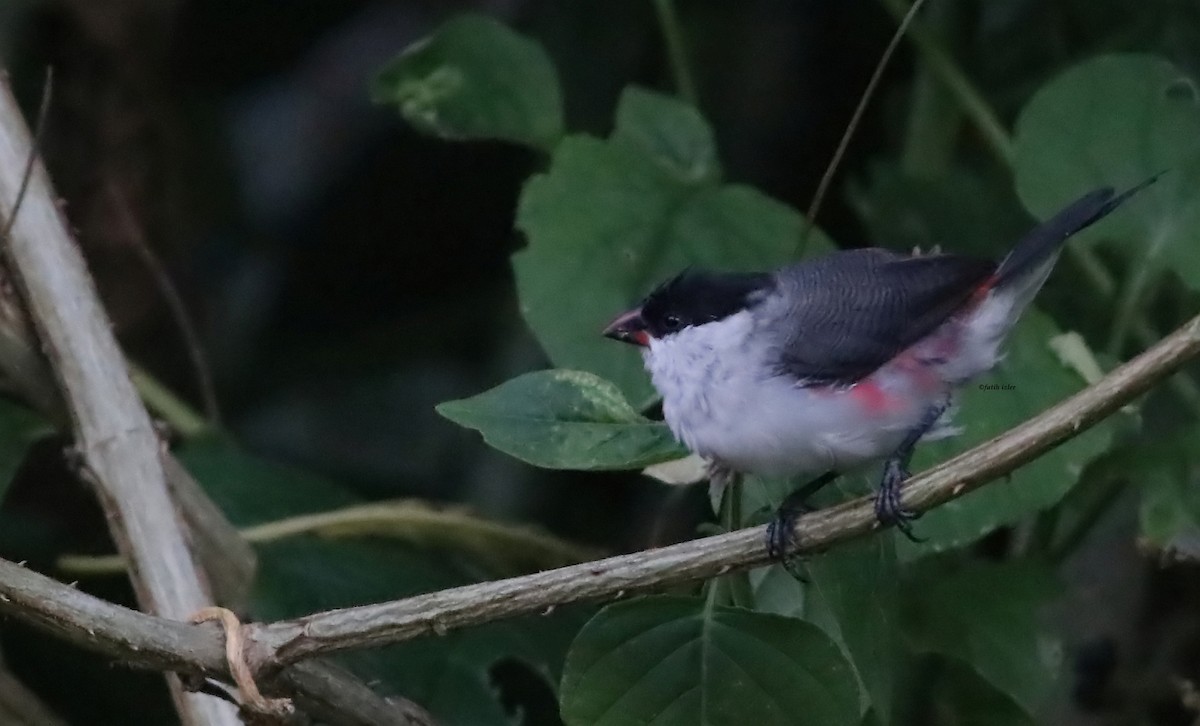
[766,498,813,561]
[767,505,813,581]
[874,458,924,543]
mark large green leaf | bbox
[436,369,686,470]
[848,161,1031,261]
[1087,433,1200,555]
[927,660,1036,726]
[899,309,1117,558]
[177,435,359,524]
[560,595,860,726]
[740,475,899,724]
[515,87,832,404]
[372,14,564,150]
[1013,54,1200,287]
[804,535,899,724]
[902,561,1062,716]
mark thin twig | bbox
[105,182,220,426]
[878,0,1014,166]
[128,360,209,437]
[652,0,698,106]
[59,499,602,576]
[802,0,929,252]
[0,68,51,245]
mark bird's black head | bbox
[634,269,774,339]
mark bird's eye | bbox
[664,314,682,330]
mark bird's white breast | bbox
[643,312,945,477]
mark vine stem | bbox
[878,0,1014,166]
[652,0,698,106]
[801,0,930,254]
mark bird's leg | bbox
[766,470,840,561]
[706,460,739,504]
[875,398,950,542]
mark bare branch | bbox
[251,312,1200,665]
[0,559,436,726]
[0,312,1196,723]
[0,70,241,726]
[105,181,221,424]
[803,0,929,241]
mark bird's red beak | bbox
[603,308,651,347]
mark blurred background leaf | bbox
[1015,55,1200,290]
[373,13,564,150]
[901,560,1062,717]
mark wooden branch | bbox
[250,311,1200,665]
[0,308,1195,723]
[0,72,432,724]
[0,559,436,726]
[0,74,240,726]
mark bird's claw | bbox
[766,509,797,561]
[766,496,815,580]
[766,513,810,582]
[875,459,925,543]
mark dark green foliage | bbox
[4,4,1200,726]
[559,596,860,726]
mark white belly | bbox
[643,315,946,477]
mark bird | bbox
[602,176,1158,557]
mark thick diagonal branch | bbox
[0,309,1196,713]
[0,74,240,726]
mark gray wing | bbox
[768,248,995,385]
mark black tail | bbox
[994,172,1162,285]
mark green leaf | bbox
[372,13,563,150]
[612,88,719,183]
[515,88,833,403]
[177,435,359,525]
[748,564,805,619]
[902,561,1062,715]
[560,595,860,726]
[741,475,898,724]
[927,660,1036,726]
[900,309,1117,558]
[849,161,1031,261]
[436,369,686,470]
[804,535,899,724]
[1139,459,1200,553]
[1014,54,1200,287]
[0,399,50,504]
[1091,433,1200,555]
